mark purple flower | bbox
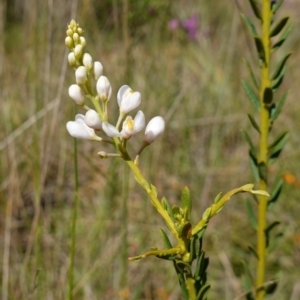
[182,16,198,40]
[168,19,180,30]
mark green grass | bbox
[1,0,300,299]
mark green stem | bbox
[256,1,272,299]
[67,126,79,300]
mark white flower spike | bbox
[117,85,141,114]
[85,109,102,130]
[66,114,101,141]
[68,84,85,105]
[144,116,165,144]
[97,76,112,101]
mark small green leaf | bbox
[242,260,255,285]
[258,162,268,181]
[243,59,259,89]
[270,91,288,121]
[249,152,260,182]
[181,186,192,220]
[270,16,289,37]
[243,130,257,157]
[241,14,258,36]
[159,228,173,249]
[242,80,260,110]
[268,177,283,208]
[150,184,157,196]
[272,0,285,14]
[214,192,222,204]
[271,53,292,80]
[254,36,266,62]
[248,0,262,20]
[263,87,273,104]
[248,114,260,133]
[268,131,288,157]
[265,221,280,247]
[265,280,278,294]
[272,24,293,51]
[202,207,211,221]
[196,283,211,300]
[245,198,257,229]
[271,67,286,91]
[161,196,175,221]
[248,245,259,260]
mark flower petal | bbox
[144,116,165,144]
[117,85,130,107]
[85,109,102,130]
[102,122,122,137]
[133,110,145,133]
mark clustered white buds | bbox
[65,20,165,158]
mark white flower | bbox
[102,111,145,140]
[121,110,145,139]
[93,61,103,80]
[66,114,101,140]
[144,116,165,144]
[75,66,87,84]
[102,122,122,137]
[84,109,102,130]
[96,76,112,101]
[68,84,85,105]
[117,85,141,114]
[83,53,93,70]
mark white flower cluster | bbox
[65,20,165,158]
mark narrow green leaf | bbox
[196,283,211,300]
[263,87,273,104]
[271,67,286,91]
[272,0,285,14]
[258,162,268,181]
[248,245,259,260]
[241,14,258,36]
[248,0,262,20]
[268,177,283,207]
[242,80,260,110]
[243,130,257,157]
[270,16,289,37]
[271,52,292,80]
[245,198,257,229]
[247,114,260,133]
[242,260,255,285]
[268,232,284,252]
[270,91,288,121]
[269,131,288,157]
[265,221,280,247]
[243,59,259,89]
[272,24,293,51]
[159,228,173,249]
[150,184,157,196]
[161,196,175,221]
[254,36,265,62]
[214,192,222,204]
[181,186,192,220]
[249,152,260,182]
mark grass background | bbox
[0,0,300,299]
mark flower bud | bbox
[75,66,87,85]
[73,33,80,44]
[68,52,77,67]
[66,114,98,140]
[117,85,141,114]
[85,109,102,130]
[121,111,145,140]
[74,44,83,60]
[96,76,112,101]
[83,53,93,70]
[80,36,86,48]
[68,84,85,105]
[144,116,165,144]
[93,61,103,80]
[65,36,74,49]
[77,27,83,35]
[66,29,73,37]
